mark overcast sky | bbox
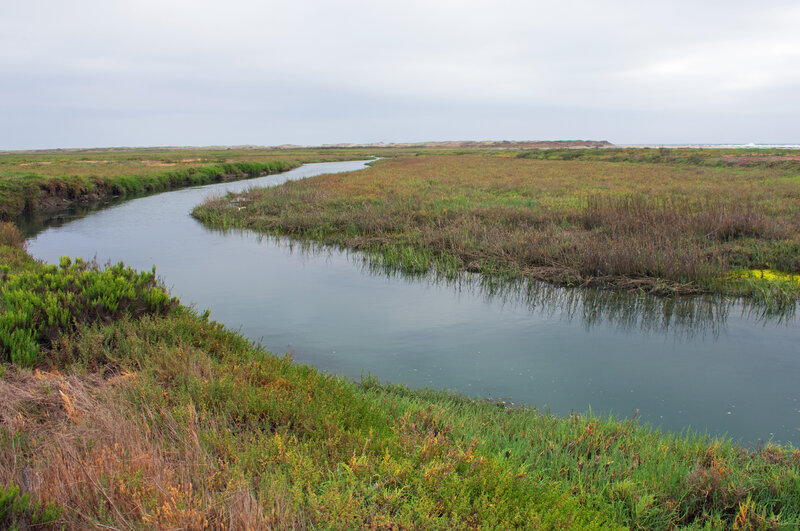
[2,1,799,149]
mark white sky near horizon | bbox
[2,0,799,149]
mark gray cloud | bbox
[3,0,799,148]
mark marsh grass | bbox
[194,154,800,307]
[515,146,800,170]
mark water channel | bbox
[22,160,800,445]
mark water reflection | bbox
[17,197,133,237]
[223,232,795,339]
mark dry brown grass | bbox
[0,221,24,248]
[0,365,301,529]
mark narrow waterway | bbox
[23,160,800,445]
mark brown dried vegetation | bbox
[0,364,297,529]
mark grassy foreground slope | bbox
[194,152,800,306]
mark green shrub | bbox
[0,257,178,366]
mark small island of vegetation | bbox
[195,148,800,310]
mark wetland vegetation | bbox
[195,151,800,310]
[2,146,800,528]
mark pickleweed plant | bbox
[0,256,177,366]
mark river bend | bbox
[24,160,800,445]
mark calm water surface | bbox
[23,160,800,445]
